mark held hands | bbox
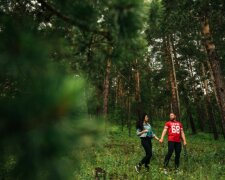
[159,138,163,143]
[154,136,160,141]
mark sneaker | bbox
[163,168,168,175]
[175,168,181,174]
[135,164,141,173]
[145,165,149,171]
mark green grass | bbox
[75,125,225,180]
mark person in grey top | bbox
[135,113,159,173]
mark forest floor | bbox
[75,123,225,180]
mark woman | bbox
[135,113,159,173]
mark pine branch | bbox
[37,0,112,40]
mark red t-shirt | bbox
[164,120,183,142]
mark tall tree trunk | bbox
[187,58,204,131]
[188,108,196,134]
[202,63,219,139]
[135,63,141,103]
[170,35,181,118]
[134,59,143,120]
[103,46,112,130]
[197,103,205,132]
[201,16,225,135]
[165,36,180,119]
[207,61,220,107]
[115,75,119,105]
[185,57,203,131]
[128,95,131,137]
[183,93,197,134]
[118,76,126,132]
[207,60,225,138]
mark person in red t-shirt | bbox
[159,113,187,172]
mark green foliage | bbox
[147,0,165,38]
[111,0,146,38]
[0,13,101,180]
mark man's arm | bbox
[181,129,187,145]
[159,128,167,143]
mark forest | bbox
[0,0,225,179]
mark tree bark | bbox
[185,56,204,132]
[207,61,220,107]
[202,63,219,139]
[183,93,197,134]
[197,103,206,132]
[134,59,142,120]
[201,16,225,135]
[207,60,225,138]
[164,36,180,119]
[128,95,131,137]
[103,47,112,118]
[134,64,141,103]
[170,36,181,118]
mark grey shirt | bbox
[137,123,156,138]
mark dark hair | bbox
[136,113,147,131]
[170,112,176,118]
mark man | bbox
[159,113,187,173]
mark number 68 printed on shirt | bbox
[171,125,180,134]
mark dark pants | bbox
[164,141,182,169]
[140,137,152,167]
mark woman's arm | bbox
[136,129,148,136]
[153,134,160,141]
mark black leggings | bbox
[140,137,152,167]
[164,141,182,168]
